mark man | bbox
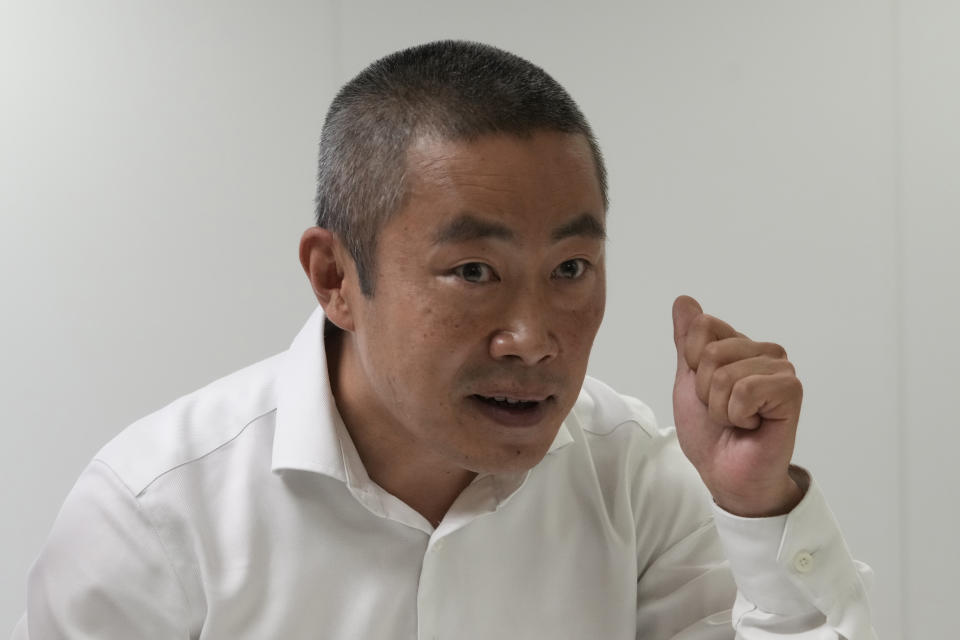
[13,41,875,639]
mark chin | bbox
[463,440,554,475]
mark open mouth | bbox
[472,395,542,410]
[469,394,553,428]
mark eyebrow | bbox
[433,212,606,245]
[551,213,607,242]
[433,214,515,244]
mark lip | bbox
[470,390,553,403]
[468,394,554,428]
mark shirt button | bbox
[792,550,815,574]
[434,540,446,552]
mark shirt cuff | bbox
[710,465,866,620]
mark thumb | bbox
[673,295,703,373]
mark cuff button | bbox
[792,550,815,574]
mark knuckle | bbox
[733,374,757,397]
[792,376,804,398]
[701,341,721,367]
[764,341,788,359]
[712,366,734,390]
[772,359,796,376]
[693,314,720,339]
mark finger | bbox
[684,312,744,373]
[695,338,789,403]
[707,357,796,427]
[728,371,803,430]
[673,295,703,375]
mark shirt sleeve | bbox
[636,465,877,640]
[710,465,878,639]
[16,460,192,639]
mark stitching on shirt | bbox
[105,407,278,497]
[91,458,196,629]
[733,602,757,629]
[583,418,655,441]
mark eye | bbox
[552,258,589,280]
[453,262,498,284]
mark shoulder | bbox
[94,351,286,496]
[567,375,713,528]
[571,375,660,440]
[570,375,705,486]
[568,376,678,471]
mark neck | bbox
[326,329,477,526]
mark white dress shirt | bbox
[13,305,876,639]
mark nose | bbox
[489,291,559,366]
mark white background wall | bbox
[2,1,956,637]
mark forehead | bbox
[395,131,605,235]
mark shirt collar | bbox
[271,305,575,480]
[271,305,347,479]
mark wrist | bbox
[709,475,804,518]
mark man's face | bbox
[343,131,606,475]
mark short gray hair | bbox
[315,40,607,296]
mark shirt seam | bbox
[581,418,654,440]
[90,458,195,628]
[733,602,758,629]
[98,407,278,497]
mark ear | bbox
[299,226,358,332]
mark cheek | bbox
[416,281,505,336]
[380,294,485,381]
[558,283,606,350]
[559,311,602,359]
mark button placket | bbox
[417,551,438,640]
[418,535,450,640]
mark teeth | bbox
[485,396,530,405]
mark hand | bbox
[672,295,804,517]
